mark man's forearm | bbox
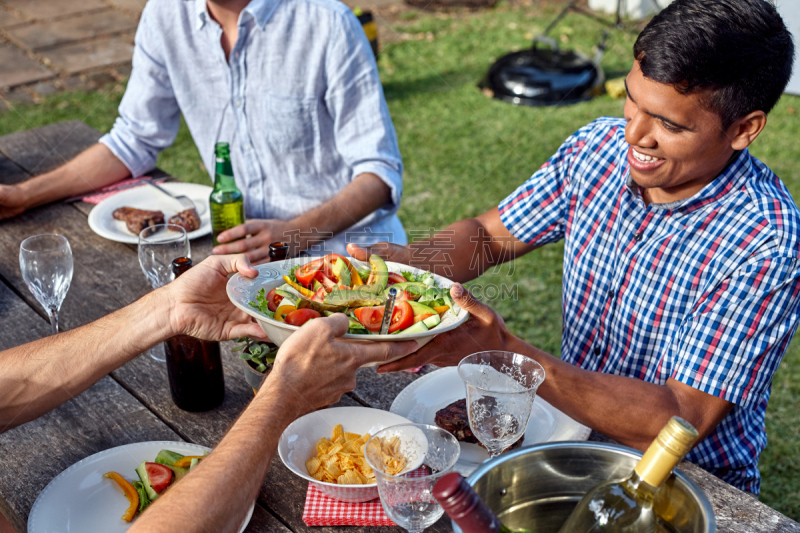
[129,377,304,533]
[289,173,391,251]
[17,143,130,209]
[0,290,170,431]
[503,336,731,450]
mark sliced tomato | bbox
[145,462,173,494]
[395,290,415,301]
[295,258,325,287]
[266,288,284,312]
[285,308,321,327]
[316,272,337,291]
[311,287,327,302]
[413,312,435,324]
[354,301,413,333]
[387,272,406,285]
[389,301,413,332]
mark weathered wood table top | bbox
[0,121,797,533]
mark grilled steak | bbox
[434,398,524,451]
[112,207,165,235]
[169,208,201,232]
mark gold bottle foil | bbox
[634,417,699,488]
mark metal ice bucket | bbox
[453,441,716,533]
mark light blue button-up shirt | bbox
[100,0,406,253]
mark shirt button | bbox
[607,289,615,299]
[234,98,243,107]
[634,232,643,242]
[593,344,601,355]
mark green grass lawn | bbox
[2,2,799,520]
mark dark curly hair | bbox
[634,0,795,129]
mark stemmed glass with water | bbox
[138,224,189,361]
[458,351,546,458]
[19,234,74,335]
[365,424,461,533]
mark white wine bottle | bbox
[557,417,699,533]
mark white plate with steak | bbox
[88,182,212,243]
[390,367,591,475]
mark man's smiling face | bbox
[623,60,738,204]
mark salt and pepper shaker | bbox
[380,287,398,334]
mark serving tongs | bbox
[379,287,398,335]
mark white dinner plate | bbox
[390,367,591,476]
[87,182,212,243]
[28,441,254,533]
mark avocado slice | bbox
[296,297,346,314]
[386,282,427,297]
[407,301,438,317]
[332,258,351,287]
[135,461,160,501]
[367,255,388,292]
[324,288,384,308]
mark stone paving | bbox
[0,0,144,108]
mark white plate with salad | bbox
[27,441,254,533]
[226,253,469,361]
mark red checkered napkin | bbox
[302,467,431,526]
[81,177,167,204]
[302,484,396,526]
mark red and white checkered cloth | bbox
[80,176,167,204]
[302,484,396,527]
[302,466,432,527]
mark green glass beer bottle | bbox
[209,142,245,246]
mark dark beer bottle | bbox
[269,241,289,262]
[164,257,225,411]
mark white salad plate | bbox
[227,258,470,364]
[87,182,212,243]
[28,441,254,533]
[390,367,591,476]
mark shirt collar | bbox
[625,149,752,212]
[194,0,279,31]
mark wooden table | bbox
[0,121,797,533]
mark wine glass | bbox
[457,351,545,458]
[19,234,74,335]
[138,224,189,361]
[365,424,460,533]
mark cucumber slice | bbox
[154,450,184,466]
[422,314,441,328]
[135,461,159,501]
[399,321,429,334]
[189,458,201,471]
[274,290,297,307]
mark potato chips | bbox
[305,424,406,484]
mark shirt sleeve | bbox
[323,11,403,215]
[499,124,592,246]
[671,253,800,410]
[98,4,181,177]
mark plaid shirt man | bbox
[499,117,800,493]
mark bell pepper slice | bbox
[283,275,314,298]
[103,472,139,522]
[346,261,363,286]
[433,305,450,315]
[172,455,205,468]
[274,304,296,322]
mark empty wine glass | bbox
[138,224,189,361]
[365,424,460,533]
[458,351,545,458]
[19,234,74,335]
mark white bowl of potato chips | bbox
[278,406,414,502]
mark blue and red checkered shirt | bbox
[499,117,800,493]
